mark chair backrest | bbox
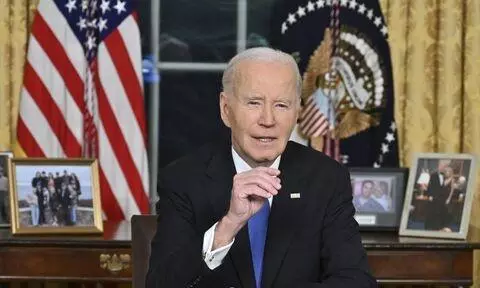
[131,214,158,288]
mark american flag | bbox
[299,96,329,138]
[17,0,149,220]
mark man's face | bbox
[220,60,299,167]
[438,160,451,172]
[361,182,373,198]
[373,185,384,198]
[444,167,453,178]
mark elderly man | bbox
[146,47,376,288]
[424,160,453,231]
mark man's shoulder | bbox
[159,142,221,179]
[286,141,345,171]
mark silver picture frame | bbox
[399,153,477,239]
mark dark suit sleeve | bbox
[293,166,377,288]
[145,175,216,288]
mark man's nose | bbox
[259,105,276,127]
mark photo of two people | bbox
[406,158,471,233]
[352,178,394,214]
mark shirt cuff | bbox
[202,222,234,270]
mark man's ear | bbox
[295,97,301,118]
[219,92,231,128]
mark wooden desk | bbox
[362,232,479,286]
[0,221,479,286]
[0,221,132,283]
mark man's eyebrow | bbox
[243,94,265,100]
[276,98,293,103]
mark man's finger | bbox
[239,185,273,200]
[240,176,279,195]
[250,166,281,176]
[248,173,281,190]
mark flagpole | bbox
[149,0,161,213]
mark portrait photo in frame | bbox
[350,167,408,231]
[399,153,477,239]
[0,152,13,227]
[8,158,103,235]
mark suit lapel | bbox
[262,142,307,287]
[205,144,255,288]
[205,144,235,219]
[229,226,256,288]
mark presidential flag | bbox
[17,0,149,220]
[271,0,399,167]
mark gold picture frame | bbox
[8,158,103,235]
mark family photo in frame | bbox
[350,168,408,231]
[0,152,13,227]
[399,153,476,239]
[8,158,103,235]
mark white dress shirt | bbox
[438,173,444,186]
[202,148,280,270]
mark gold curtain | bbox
[1,0,480,287]
[0,0,38,152]
[380,0,480,286]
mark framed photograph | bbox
[8,158,103,235]
[399,153,477,239]
[350,167,408,231]
[0,152,13,227]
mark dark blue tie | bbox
[248,200,270,288]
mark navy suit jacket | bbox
[146,141,376,287]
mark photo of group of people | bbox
[406,158,471,233]
[352,178,393,213]
[14,165,95,228]
[0,153,12,226]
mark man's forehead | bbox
[235,60,294,78]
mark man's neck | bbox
[231,146,281,173]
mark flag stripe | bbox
[27,36,83,144]
[16,117,45,157]
[97,45,149,193]
[19,88,65,157]
[23,63,82,157]
[98,123,141,219]
[304,110,325,135]
[32,13,85,112]
[312,121,328,138]
[308,116,327,135]
[117,16,143,91]
[104,30,147,142]
[37,0,86,82]
[94,68,150,213]
[299,103,317,128]
[98,168,125,220]
[300,97,315,118]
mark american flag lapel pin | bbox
[290,192,301,199]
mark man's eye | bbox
[276,103,289,109]
[247,101,261,106]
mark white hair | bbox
[222,47,302,97]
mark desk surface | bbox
[0,220,479,285]
[1,220,479,249]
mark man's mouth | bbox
[253,136,277,143]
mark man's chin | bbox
[249,153,281,167]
